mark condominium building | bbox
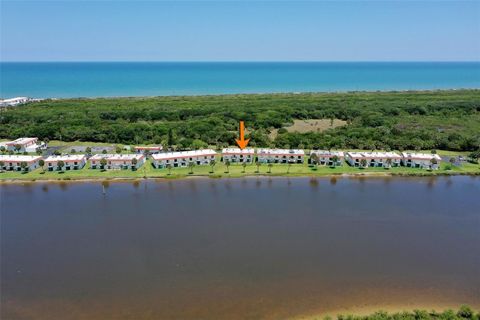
[401,152,442,169]
[90,154,145,170]
[0,155,42,171]
[134,146,163,154]
[221,148,255,163]
[5,137,46,153]
[151,149,216,168]
[0,97,30,107]
[257,149,305,164]
[309,150,344,166]
[45,155,87,171]
[345,151,402,168]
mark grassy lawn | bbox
[47,140,119,147]
[1,157,478,182]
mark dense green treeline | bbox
[1,90,479,151]
[328,306,479,320]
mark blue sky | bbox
[1,0,479,61]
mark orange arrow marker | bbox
[235,121,250,149]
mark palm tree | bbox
[131,158,138,170]
[36,147,43,155]
[385,158,392,169]
[430,157,438,170]
[14,144,22,153]
[20,161,28,172]
[115,146,122,154]
[225,160,230,173]
[225,160,231,173]
[166,163,172,175]
[268,163,273,173]
[100,158,107,170]
[188,161,195,174]
[85,147,92,155]
[310,153,319,166]
[449,157,456,165]
[0,160,4,172]
[287,162,291,174]
[331,155,339,167]
[57,160,65,171]
[209,159,216,173]
[242,162,247,173]
[38,159,45,173]
[0,146,5,154]
[256,161,261,173]
[360,158,368,169]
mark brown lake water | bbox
[1,177,479,320]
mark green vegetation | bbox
[1,156,478,182]
[311,306,479,320]
[0,90,479,151]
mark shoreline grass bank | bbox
[293,305,479,320]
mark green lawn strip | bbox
[1,158,478,182]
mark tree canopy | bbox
[1,90,479,151]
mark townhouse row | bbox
[0,137,164,155]
[0,154,145,171]
[0,149,442,172]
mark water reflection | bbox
[132,180,140,190]
[427,177,437,189]
[330,177,337,186]
[58,181,68,191]
[446,177,454,188]
[309,177,319,189]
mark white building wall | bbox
[257,149,304,164]
[401,153,442,170]
[46,158,86,171]
[90,155,145,170]
[154,154,215,168]
[0,157,41,171]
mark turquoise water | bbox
[1,62,479,98]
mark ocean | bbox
[1,62,479,98]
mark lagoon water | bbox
[1,62,480,98]
[1,176,480,319]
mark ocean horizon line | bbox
[2,60,480,64]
